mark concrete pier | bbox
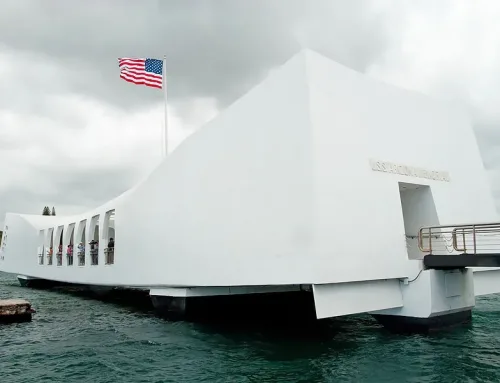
[0,299,35,323]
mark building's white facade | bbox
[1,50,500,328]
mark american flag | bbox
[118,58,163,89]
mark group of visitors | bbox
[43,238,115,266]
[105,238,115,264]
[46,246,53,264]
[89,240,99,264]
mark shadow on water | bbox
[16,281,491,380]
[6,278,387,344]
[2,276,466,341]
[190,314,390,361]
[4,272,500,382]
[29,284,156,314]
[0,274,476,345]
[0,274,473,343]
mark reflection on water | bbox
[1,272,500,383]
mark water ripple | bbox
[2,272,500,382]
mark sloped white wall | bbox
[1,214,39,273]
[118,52,316,286]
[1,50,498,290]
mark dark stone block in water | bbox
[372,309,472,334]
[0,299,36,323]
[18,276,65,288]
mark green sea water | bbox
[1,271,499,383]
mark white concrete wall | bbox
[306,49,497,285]
[118,52,315,286]
[0,50,498,298]
[473,269,500,296]
[371,269,475,319]
[399,185,440,259]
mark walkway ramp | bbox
[418,223,500,269]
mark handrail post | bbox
[472,225,477,254]
[417,228,422,251]
[452,228,457,251]
[453,228,466,253]
[428,227,432,254]
[462,229,466,253]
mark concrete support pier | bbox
[371,269,475,333]
[150,287,317,323]
[150,295,187,320]
[372,309,472,333]
[0,299,35,323]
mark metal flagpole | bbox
[163,55,168,158]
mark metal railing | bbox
[38,253,44,265]
[47,254,53,265]
[418,222,500,255]
[90,249,98,265]
[67,253,74,266]
[104,248,114,265]
[56,252,63,266]
[77,251,85,266]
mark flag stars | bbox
[145,59,163,75]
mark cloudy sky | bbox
[1,0,500,222]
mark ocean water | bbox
[1,272,500,383]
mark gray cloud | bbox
[0,163,140,219]
[0,0,389,110]
[47,167,138,207]
[1,0,500,224]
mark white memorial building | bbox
[2,49,500,332]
